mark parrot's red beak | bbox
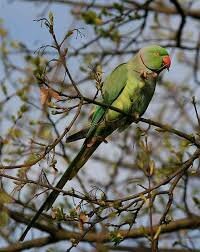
[162,55,171,71]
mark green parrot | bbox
[19,44,171,241]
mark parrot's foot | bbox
[140,70,158,80]
[140,70,148,79]
[151,72,158,78]
[87,136,107,147]
[132,112,140,122]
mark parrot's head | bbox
[140,45,171,74]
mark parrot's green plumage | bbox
[19,45,171,241]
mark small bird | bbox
[19,44,171,241]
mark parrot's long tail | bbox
[19,140,101,241]
[66,127,89,143]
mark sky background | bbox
[0,0,200,251]
[1,0,71,46]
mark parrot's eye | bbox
[153,52,160,57]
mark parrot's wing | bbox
[102,63,128,104]
[89,63,128,133]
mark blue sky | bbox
[0,0,72,46]
[1,0,198,86]
[0,1,200,250]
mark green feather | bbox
[102,63,128,104]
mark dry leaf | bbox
[40,87,61,106]
[78,221,84,232]
[79,212,88,223]
[40,87,49,105]
[49,89,61,101]
[78,212,88,232]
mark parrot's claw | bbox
[140,70,148,79]
[140,70,158,80]
[132,112,140,123]
[151,72,158,78]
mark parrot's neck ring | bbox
[139,54,167,74]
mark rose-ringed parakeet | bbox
[19,44,171,241]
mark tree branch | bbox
[2,215,200,251]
